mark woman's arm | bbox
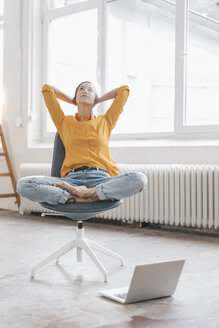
[52,86,74,105]
[97,88,117,104]
[104,85,129,130]
[42,84,65,130]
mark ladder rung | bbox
[0,173,11,176]
[0,193,17,198]
[0,153,7,156]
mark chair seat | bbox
[40,199,123,221]
[40,199,122,213]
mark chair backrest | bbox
[51,132,65,177]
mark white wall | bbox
[1,0,219,211]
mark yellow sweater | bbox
[42,84,130,177]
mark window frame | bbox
[39,0,219,142]
[40,0,105,142]
[175,0,219,136]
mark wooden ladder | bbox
[0,124,20,208]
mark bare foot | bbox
[67,195,96,203]
[54,181,116,202]
[54,182,93,198]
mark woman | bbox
[17,81,147,204]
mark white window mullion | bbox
[97,0,107,114]
[41,0,50,141]
[174,0,188,135]
[26,0,43,143]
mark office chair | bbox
[30,133,124,282]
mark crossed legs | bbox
[53,181,116,203]
[17,175,116,205]
[17,171,147,205]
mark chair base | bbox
[30,221,124,282]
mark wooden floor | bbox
[1,210,219,328]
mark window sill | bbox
[109,138,219,147]
[28,138,219,150]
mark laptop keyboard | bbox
[115,293,127,300]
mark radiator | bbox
[19,163,219,230]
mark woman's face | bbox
[75,82,96,106]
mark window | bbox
[42,0,101,136]
[0,0,3,124]
[107,0,176,135]
[40,0,219,140]
[175,0,219,135]
[186,0,219,126]
[46,8,98,132]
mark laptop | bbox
[99,259,185,304]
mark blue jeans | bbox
[17,168,147,205]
